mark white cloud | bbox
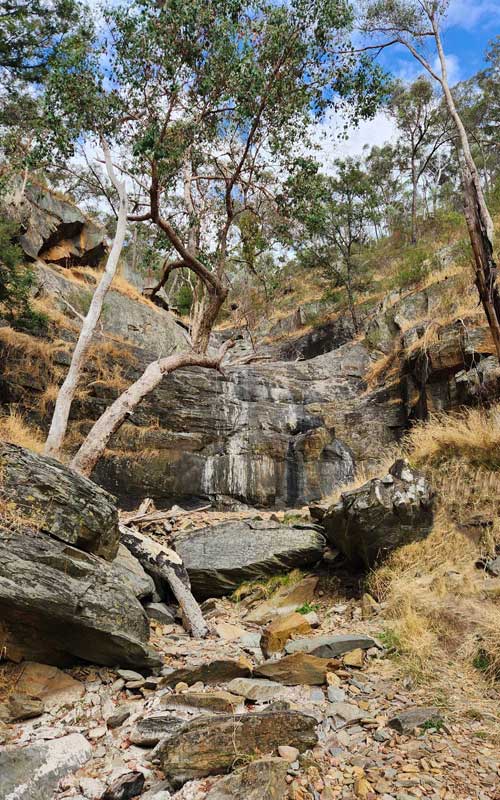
[445,0,500,30]
[433,52,462,84]
[310,109,397,170]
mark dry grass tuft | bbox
[0,410,45,453]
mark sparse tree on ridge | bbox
[362,0,500,360]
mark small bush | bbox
[392,246,431,289]
[174,283,193,315]
[0,215,47,333]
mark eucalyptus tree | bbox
[389,77,451,243]
[44,0,386,476]
[362,0,500,360]
[294,157,380,332]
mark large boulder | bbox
[151,710,318,787]
[0,733,92,800]
[8,180,106,265]
[175,520,326,599]
[0,442,119,561]
[322,459,434,567]
[0,525,160,668]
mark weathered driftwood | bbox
[119,523,208,639]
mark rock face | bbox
[0,525,160,668]
[9,180,107,265]
[36,262,188,358]
[0,442,119,561]
[0,732,92,800]
[322,459,435,567]
[91,341,401,508]
[151,710,318,787]
[175,520,325,599]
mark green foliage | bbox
[0,216,47,332]
[420,717,445,732]
[472,650,491,673]
[392,246,431,288]
[378,628,402,656]
[174,283,194,315]
[295,601,320,615]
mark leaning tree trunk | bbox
[44,142,129,459]
[69,341,234,478]
[119,524,208,638]
[433,20,500,361]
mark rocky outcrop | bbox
[0,525,160,668]
[0,441,119,560]
[322,459,434,567]
[205,757,289,800]
[9,181,107,265]
[284,633,378,658]
[0,733,92,800]
[36,262,189,357]
[175,519,326,599]
[151,710,317,787]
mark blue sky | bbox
[322,0,500,162]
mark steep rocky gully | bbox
[0,187,499,800]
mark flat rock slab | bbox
[285,633,377,658]
[131,714,185,747]
[261,612,312,657]
[15,662,84,709]
[245,576,319,625]
[0,732,92,800]
[255,653,340,685]
[388,706,443,734]
[113,544,155,600]
[160,691,242,714]
[226,678,280,702]
[162,658,252,686]
[175,520,325,599]
[0,442,119,560]
[151,710,318,787]
[205,757,289,800]
[0,526,160,668]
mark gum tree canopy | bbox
[45,0,387,475]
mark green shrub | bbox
[0,215,47,333]
[174,283,193,315]
[393,246,431,289]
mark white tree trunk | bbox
[119,523,208,639]
[44,142,129,459]
[69,340,234,478]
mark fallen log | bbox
[119,523,209,639]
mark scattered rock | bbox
[245,576,319,625]
[79,777,107,799]
[327,701,365,722]
[161,658,252,686]
[0,526,160,668]
[0,732,92,800]
[261,612,312,657]
[15,661,85,708]
[343,648,365,668]
[215,621,247,641]
[130,714,185,747]
[322,459,434,567]
[0,442,119,560]
[106,707,131,729]
[117,669,144,682]
[278,745,300,762]
[160,691,241,714]
[226,677,280,702]
[114,544,155,600]
[204,757,289,800]
[145,602,176,625]
[255,653,340,685]
[175,521,325,599]
[151,710,318,787]
[141,780,172,800]
[485,556,500,577]
[285,633,377,658]
[102,771,145,800]
[388,706,443,734]
[0,693,44,722]
[361,593,380,619]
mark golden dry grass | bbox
[0,410,45,453]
